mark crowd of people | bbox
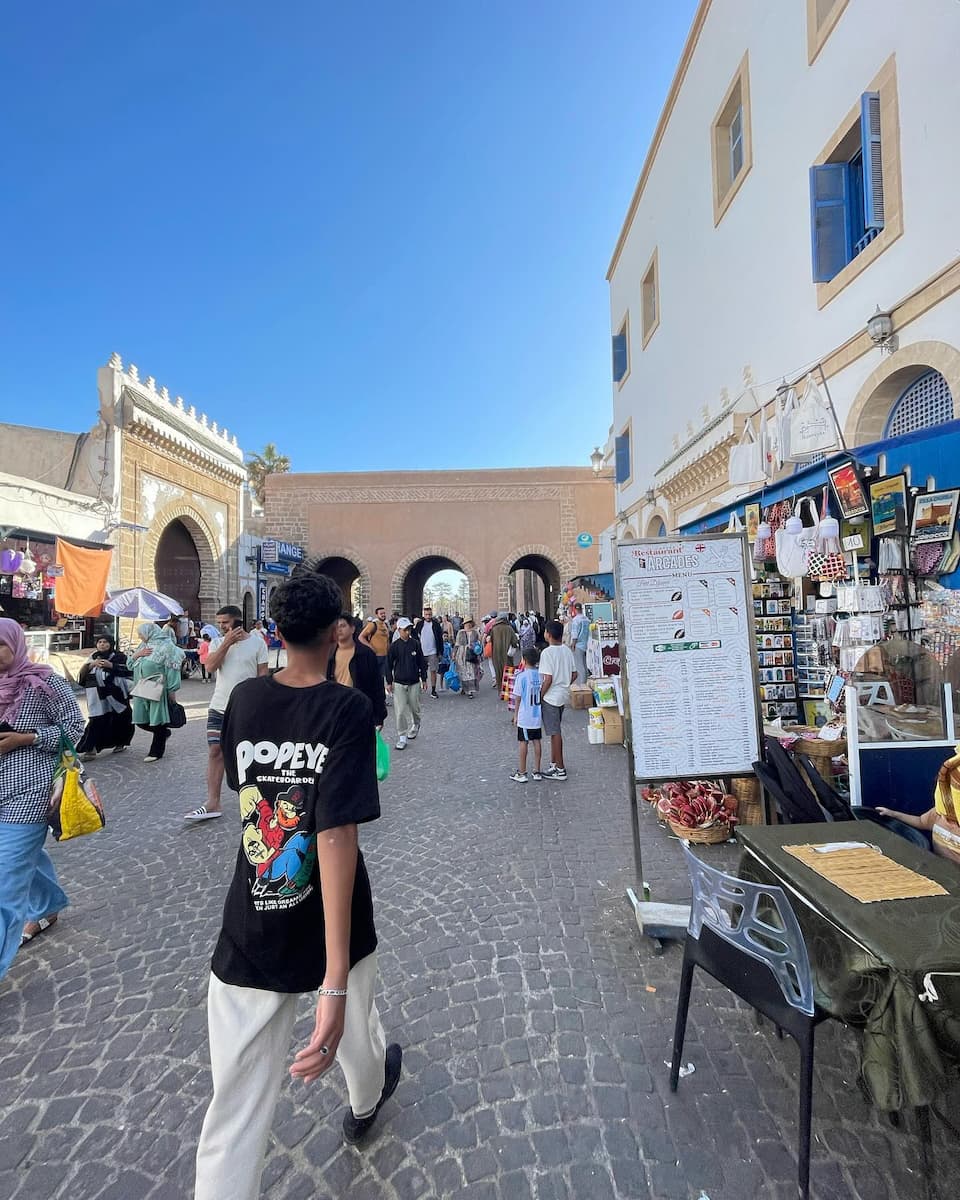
[0,571,591,1197]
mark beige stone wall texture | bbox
[118,432,241,606]
[264,468,614,616]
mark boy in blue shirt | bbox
[510,647,543,782]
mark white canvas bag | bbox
[770,387,797,469]
[787,375,838,462]
[728,418,764,486]
[775,497,820,577]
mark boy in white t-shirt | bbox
[510,648,543,783]
[185,605,269,822]
[537,619,577,781]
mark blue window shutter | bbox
[860,91,884,231]
[612,332,627,383]
[615,434,630,484]
[809,163,852,283]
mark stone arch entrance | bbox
[242,590,254,628]
[144,506,221,624]
[392,545,479,618]
[846,340,960,445]
[311,548,372,615]
[498,544,565,617]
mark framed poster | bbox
[744,503,760,543]
[616,535,761,782]
[911,488,960,544]
[827,460,870,520]
[869,474,908,536]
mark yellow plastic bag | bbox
[47,731,106,842]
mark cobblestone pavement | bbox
[1,675,956,1199]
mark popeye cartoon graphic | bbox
[239,784,316,899]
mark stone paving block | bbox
[1,684,958,1200]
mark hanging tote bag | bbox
[776,498,820,577]
[47,729,106,842]
[787,375,839,462]
[728,418,764,487]
[772,387,797,468]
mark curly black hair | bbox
[269,570,342,646]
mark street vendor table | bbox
[737,822,960,1114]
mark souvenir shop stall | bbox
[682,394,960,821]
[0,529,113,661]
[565,572,619,679]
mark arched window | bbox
[884,370,954,439]
[651,518,666,538]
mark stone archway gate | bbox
[264,468,614,617]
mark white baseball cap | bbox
[397,617,413,629]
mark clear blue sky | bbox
[0,1,696,473]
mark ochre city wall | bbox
[265,468,614,616]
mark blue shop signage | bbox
[261,539,304,564]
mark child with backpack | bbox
[510,647,543,782]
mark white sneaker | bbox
[510,771,528,783]
[396,735,408,750]
[408,725,419,740]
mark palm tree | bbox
[246,443,291,506]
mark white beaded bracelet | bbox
[318,987,348,997]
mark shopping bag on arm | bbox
[375,729,391,782]
[48,728,106,842]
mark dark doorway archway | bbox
[242,591,253,628]
[155,520,202,620]
[314,556,362,613]
[506,553,561,618]
[401,555,463,618]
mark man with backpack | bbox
[359,606,391,698]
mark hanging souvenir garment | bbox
[728,418,765,486]
[787,375,839,462]
[753,499,792,565]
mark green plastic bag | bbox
[375,729,391,782]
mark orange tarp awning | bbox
[54,538,112,617]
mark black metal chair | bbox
[670,844,830,1200]
[752,758,830,824]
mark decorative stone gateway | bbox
[98,354,248,622]
[264,468,613,618]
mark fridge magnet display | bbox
[911,488,960,544]
[869,473,908,536]
[745,503,761,543]
[827,460,870,520]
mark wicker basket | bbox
[667,818,731,844]
[732,776,765,825]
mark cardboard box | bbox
[602,710,624,745]
[570,684,594,710]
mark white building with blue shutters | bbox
[600,0,960,558]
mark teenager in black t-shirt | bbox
[195,571,401,1200]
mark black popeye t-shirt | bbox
[211,675,381,993]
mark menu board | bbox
[617,535,760,781]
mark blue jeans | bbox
[0,821,68,981]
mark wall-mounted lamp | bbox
[867,306,895,356]
[644,488,655,504]
[590,446,604,476]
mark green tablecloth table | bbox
[737,822,960,1111]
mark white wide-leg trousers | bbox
[195,952,386,1200]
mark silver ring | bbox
[320,1045,329,1056]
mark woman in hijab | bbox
[77,634,134,760]
[0,617,84,976]
[131,623,185,763]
